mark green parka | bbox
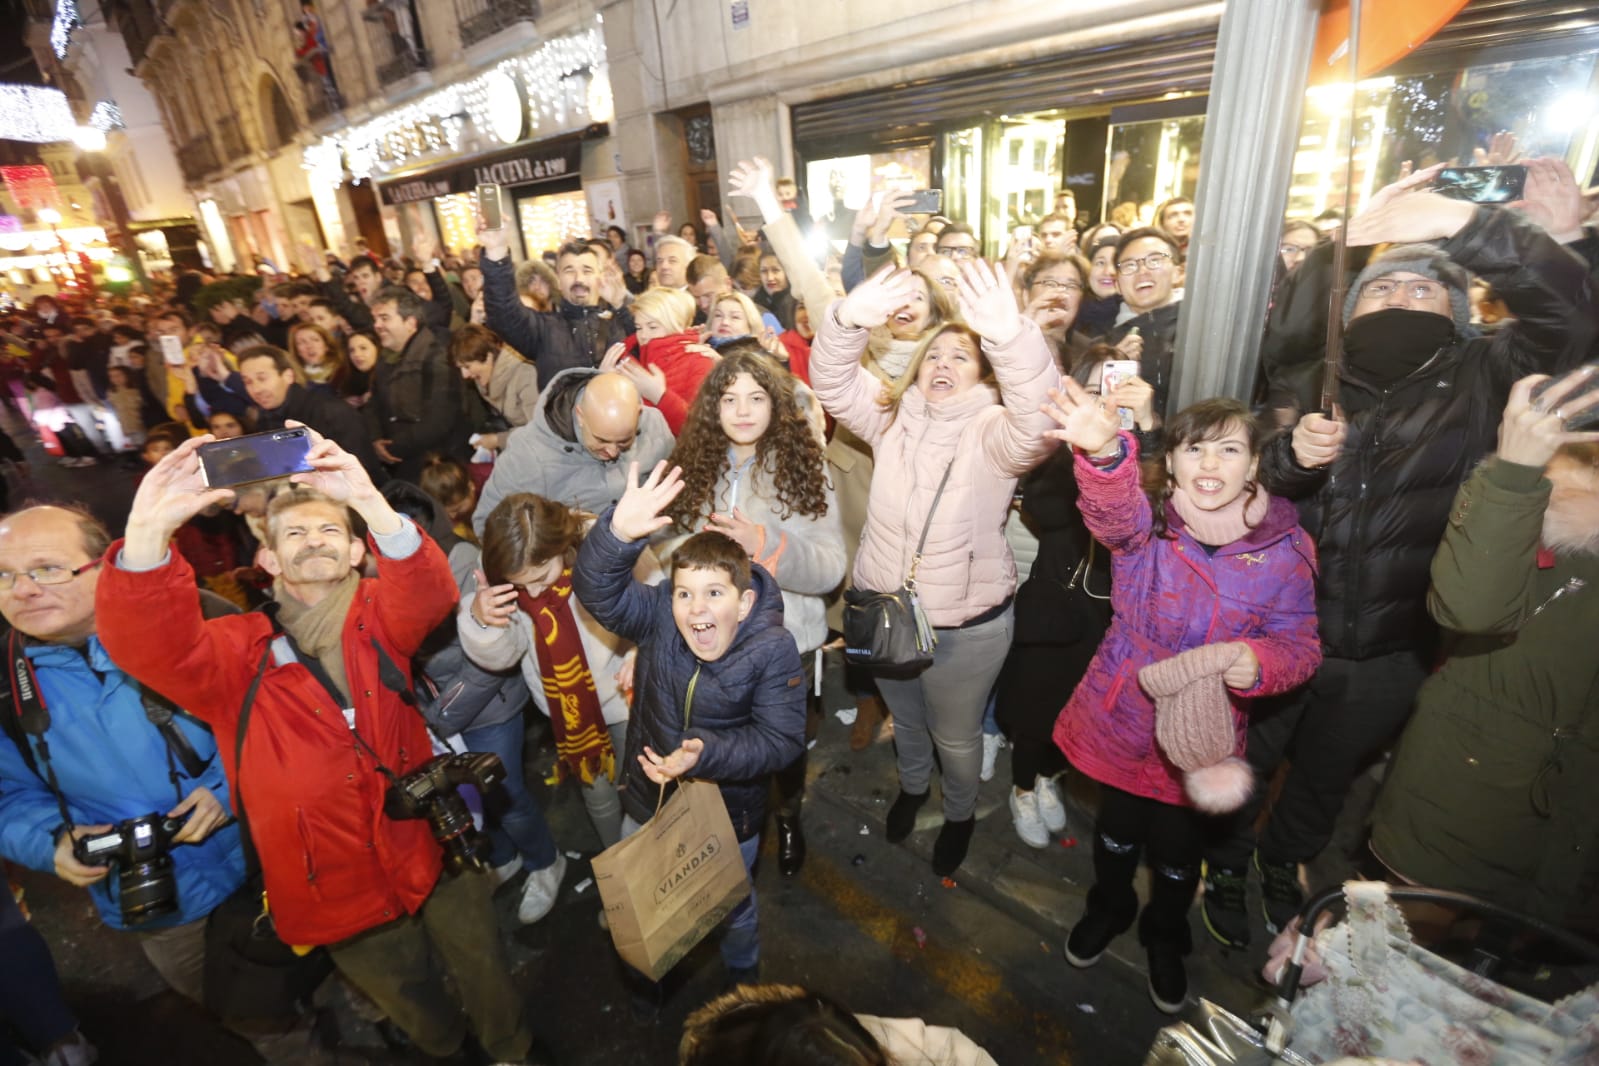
[1371,457,1599,931]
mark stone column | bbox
[1169,0,1321,411]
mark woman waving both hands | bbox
[809,259,1062,876]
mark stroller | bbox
[1144,881,1599,1065]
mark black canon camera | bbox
[72,813,186,926]
[383,753,506,875]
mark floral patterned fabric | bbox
[1288,882,1599,1064]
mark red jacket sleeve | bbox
[367,525,460,657]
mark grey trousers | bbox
[875,608,1013,821]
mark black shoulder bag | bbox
[841,461,954,674]
[202,641,335,1024]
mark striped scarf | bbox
[518,570,615,784]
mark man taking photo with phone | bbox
[97,428,539,1065]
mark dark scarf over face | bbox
[1342,307,1456,385]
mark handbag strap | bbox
[907,460,957,586]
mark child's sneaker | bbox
[1009,788,1049,849]
[1034,774,1068,834]
[1200,862,1251,949]
[1254,850,1305,935]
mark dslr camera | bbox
[383,752,506,875]
[72,814,186,926]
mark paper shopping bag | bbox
[592,780,752,981]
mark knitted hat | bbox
[1139,643,1254,813]
[1341,243,1472,333]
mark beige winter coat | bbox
[809,305,1061,627]
[480,346,541,428]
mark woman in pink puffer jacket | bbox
[809,262,1062,876]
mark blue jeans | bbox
[463,715,558,873]
[621,815,762,971]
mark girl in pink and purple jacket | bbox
[1042,385,1321,1015]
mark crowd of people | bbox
[0,145,1596,1066]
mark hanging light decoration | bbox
[51,0,79,60]
[0,85,79,143]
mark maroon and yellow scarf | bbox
[518,570,616,784]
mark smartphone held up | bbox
[197,428,315,489]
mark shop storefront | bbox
[374,131,594,260]
[790,0,1599,252]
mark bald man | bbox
[472,368,675,535]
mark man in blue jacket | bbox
[573,461,805,990]
[0,505,245,1018]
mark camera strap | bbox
[4,632,76,840]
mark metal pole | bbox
[1168,0,1322,411]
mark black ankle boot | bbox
[776,813,806,877]
[885,789,929,843]
[932,816,975,876]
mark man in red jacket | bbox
[97,427,534,1064]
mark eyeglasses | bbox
[1279,243,1315,257]
[1359,279,1444,301]
[1032,279,1083,294]
[939,245,978,260]
[1116,252,1173,276]
[0,559,101,592]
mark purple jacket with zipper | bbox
[1053,433,1322,806]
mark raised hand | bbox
[1041,378,1121,456]
[1509,157,1586,244]
[287,422,381,505]
[478,214,509,260]
[1346,163,1478,247]
[599,261,628,308]
[122,435,238,567]
[1497,370,1599,468]
[836,267,921,331]
[700,208,720,231]
[639,738,704,784]
[610,460,685,543]
[868,189,919,242]
[411,230,438,265]
[1024,290,1071,332]
[470,568,519,628]
[955,258,1022,346]
[728,158,782,224]
[705,508,761,556]
[599,342,630,373]
[1291,410,1347,469]
[1104,374,1156,430]
[652,210,672,235]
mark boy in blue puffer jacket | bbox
[573,460,805,988]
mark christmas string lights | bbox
[51,0,79,60]
[0,85,79,144]
[302,22,606,189]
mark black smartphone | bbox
[902,189,943,215]
[477,183,503,230]
[197,428,315,489]
[1432,165,1527,204]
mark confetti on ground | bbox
[859,825,870,835]
[834,707,858,725]
[912,926,926,949]
[573,877,593,894]
[940,877,957,889]
[1060,837,1079,848]
[565,850,582,859]
[1077,1003,1096,1014]
[806,739,817,750]
[1040,941,1051,953]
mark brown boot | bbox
[850,694,885,751]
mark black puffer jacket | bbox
[1259,207,1596,660]
[573,512,805,841]
[480,253,634,383]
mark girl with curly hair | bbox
[659,342,846,875]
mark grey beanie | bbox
[1342,243,1472,334]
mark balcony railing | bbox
[362,0,430,85]
[295,58,341,123]
[217,123,248,164]
[176,133,219,184]
[455,0,540,50]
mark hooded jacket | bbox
[1053,435,1323,806]
[480,253,634,383]
[1370,457,1599,930]
[572,512,805,840]
[471,367,674,536]
[1258,207,1597,660]
[809,307,1062,627]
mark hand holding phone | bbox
[197,428,315,489]
[1101,359,1141,431]
[477,183,504,230]
[1432,165,1528,204]
[902,189,943,216]
[158,335,186,368]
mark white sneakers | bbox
[1035,773,1068,833]
[980,733,1005,782]
[1009,788,1050,848]
[517,852,567,924]
[1010,774,1068,849]
[489,855,523,889]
